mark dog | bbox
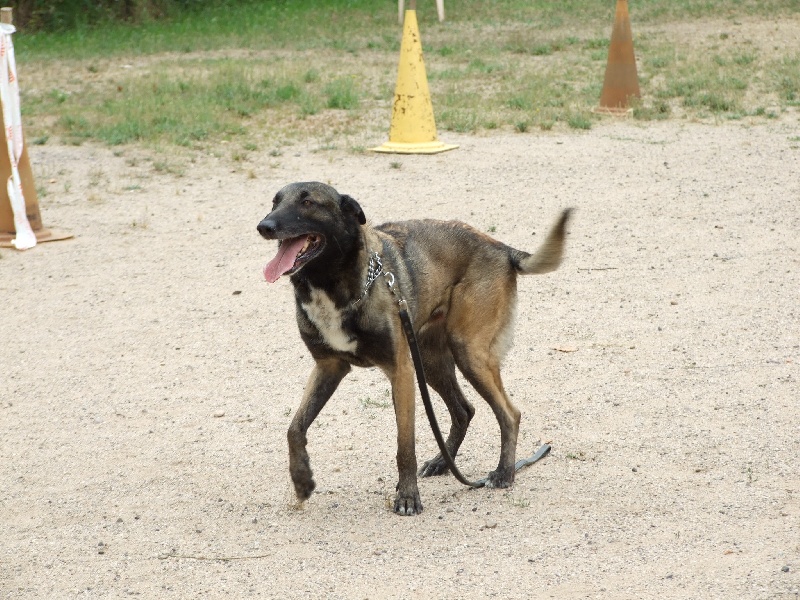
[257,182,571,515]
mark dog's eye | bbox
[301,199,311,207]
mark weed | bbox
[567,113,592,130]
[325,78,360,110]
[583,38,608,50]
[299,93,321,117]
[88,168,105,187]
[732,51,758,66]
[633,99,672,120]
[439,109,479,133]
[360,397,390,410]
[131,207,150,229]
[49,89,69,104]
[303,69,320,84]
[566,451,587,461]
[530,43,554,56]
[152,161,185,176]
[647,52,674,69]
[468,59,503,74]
[508,495,531,508]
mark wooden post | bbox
[0,6,72,246]
[399,0,444,24]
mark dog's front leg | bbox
[287,358,350,502]
[385,352,422,515]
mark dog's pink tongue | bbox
[263,236,307,283]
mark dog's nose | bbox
[257,218,277,238]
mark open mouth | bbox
[263,233,324,282]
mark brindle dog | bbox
[257,182,571,516]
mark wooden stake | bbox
[0,5,73,246]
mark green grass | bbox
[28,60,339,146]
[20,0,797,58]
[325,78,360,110]
[14,0,800,149]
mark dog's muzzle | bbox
[257,218,278,239]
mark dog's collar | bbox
[351,250,385,307]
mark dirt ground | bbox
[2,110,799,599]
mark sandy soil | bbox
[2,115,799,599]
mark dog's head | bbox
[257,182,366,282]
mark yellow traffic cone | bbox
[371,9,457,154]
[595,0,640,115]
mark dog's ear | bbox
[340,194,366,225]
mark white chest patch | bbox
[301,288,358,353]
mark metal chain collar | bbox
[351,250,404,308]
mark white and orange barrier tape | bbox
[0,22,35,249]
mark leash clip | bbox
[383,271,405,306]
[352,250,405,307]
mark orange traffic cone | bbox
[0,7,71,248]
[596,0,640,115]
[371,8,457,154]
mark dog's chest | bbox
[300,288,357,353]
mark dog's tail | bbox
[511,208,573,275]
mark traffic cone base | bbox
[592,105,633,117]
[371,140,458,155]
[371,10,456,155]
[0,227,73,248]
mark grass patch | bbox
[325,78,361,110]
[566,113,593,130]
[15,1,800,148]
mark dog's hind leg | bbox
[451,343,520,488]
[418,346,475,478]
[287,358,351,502]
[445,275,522,488]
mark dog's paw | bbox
[419,455,449,478]
[394,490,423,516]
[289,456,316,501]
[484,469,514,489]
[292,474,316,501]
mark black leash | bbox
[382,272,551,488]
